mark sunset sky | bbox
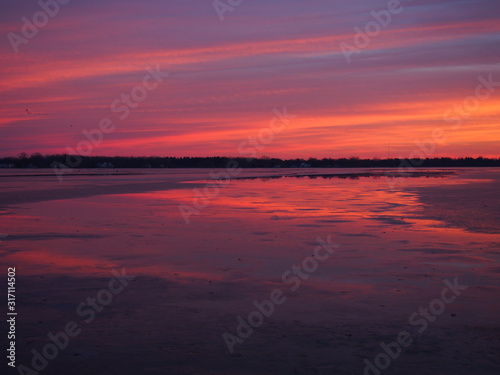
[1,0,499,158]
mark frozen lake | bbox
[1,167,499,374]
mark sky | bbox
[0,0,499,159]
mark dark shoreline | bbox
[2,154,499,169]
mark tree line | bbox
[1,153,499,169]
